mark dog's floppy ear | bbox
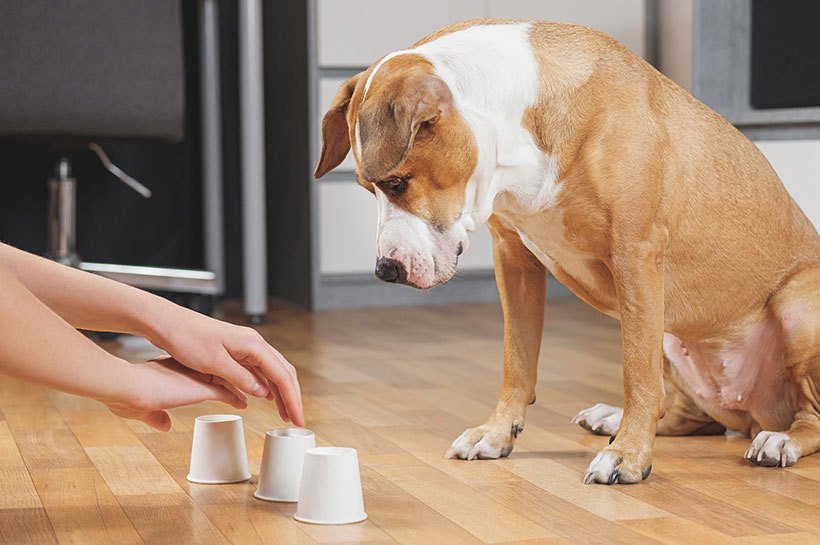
[357,73,453,182]
[315,73,363,179]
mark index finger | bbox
[242,342,304,427]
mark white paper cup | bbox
[294,447,367,525]
[187,414,251,484]
[254,428,316,502]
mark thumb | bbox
[141,410,172,432]
[204,381,249,410]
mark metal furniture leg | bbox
[200,0,226,295]
[239,0,268,322]
[47,158,81,268]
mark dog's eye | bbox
[377,176,409,196]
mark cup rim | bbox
[306,446,356,457]
[266,428,314,438]
[187,472,251,484]
[195,414,242,423]
[253,490,298,503]
[294,512,368,525]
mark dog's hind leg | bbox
[655,385,727,436]
[747,264,820,467]
[572,402,623,436]
[445,217,546,460]
[656,363,726,436]
[746,386,820,467]
[574,364,726,437]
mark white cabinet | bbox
[316,0,483,67]
[487,0,648,58]
[318,181,376,274]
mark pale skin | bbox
[0,242,304,431]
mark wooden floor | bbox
[1,297,818,545]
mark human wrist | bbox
[94,356,142,408]
[130,291,181,349]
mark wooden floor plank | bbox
[0,421,42,510]
[373,464,555,543]
[30,468,143,545]
[615,516,739,545]
[502,456,670,521]
[83,446,183,497]
[195,502,320,545]
[476,480,666,545]
[741,534,820,545]
[0,508,59,545]
[117,494,232,545]
[2,404,92,471]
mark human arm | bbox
[0,243,304,426]
[0,262,246,430]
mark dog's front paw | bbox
[444,419,522,460]
[583,447,652,485]
[745,431,803,467]
[572,403,623,436]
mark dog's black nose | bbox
[375,257,406,283]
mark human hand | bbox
[107,356,248,431]
[144,306,304,426]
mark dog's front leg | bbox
[584,241,665,484]
[445,217,546,460]
[584,240,664,484]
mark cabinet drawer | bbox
[316,0,482,67]
[319,181,376,274]
[317,77,356,173]
[318,181,494,274]
[487,0,647,58]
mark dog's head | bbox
[314,54,484,289]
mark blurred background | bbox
[1,0,818,318]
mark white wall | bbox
[316,0,648,68]
[755,140,820,229]
[316,0,482,67]
[658,0,693,92]
[487,0,647,57]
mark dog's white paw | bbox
[572,403,623,436]
[444,420,522,460]
[745,431,802,467]
[583,447,652,485]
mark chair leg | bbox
[46,155,220,297]
[47,157,81,268]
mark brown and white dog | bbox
[315,20,820,484]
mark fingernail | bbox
[251,383,268,397]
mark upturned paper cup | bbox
[254,428,316,502]
[187,414,251,484]
[294,447,367,525]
